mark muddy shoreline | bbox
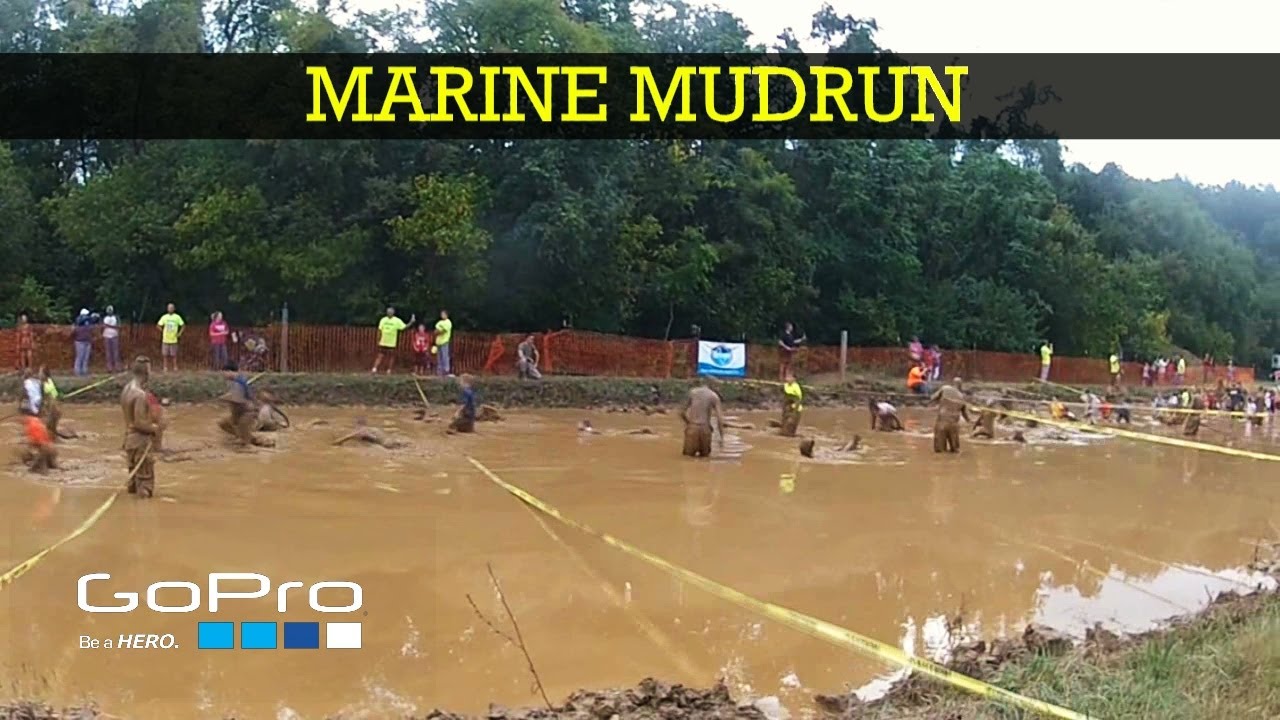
[4,586,1277,720]
[0,371,1141,410]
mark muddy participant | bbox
[121,357,161,498]
[218,363,271,447]
[971,402,999,439]
[869,399,903,431]
[680,382,724,458]
[448,374,477,434]
[1183,393,1206,436]
[19,410,56,473]
[516,334,542,380]
[334,418,406,449]
[253,391,288,432]
[779,373,803,437]
[38,366,62,441]
[930,379,970,454]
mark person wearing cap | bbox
[102,305,121,372]
[72,309,94,376]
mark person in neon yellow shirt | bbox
[434,309,453,376]
[1039,341,1053,381]
[371,306,414,374]
[780,372,803,437]
[1109,352,1121,386]
[157,303,185,373]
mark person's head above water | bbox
[459,373,473,388]
[222,361,240,379]
[132,355,151,380]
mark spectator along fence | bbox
[0,323,1257,387]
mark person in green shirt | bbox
[371,306,414,374]
[156,303,185,373]
[39,365,62,441]
[1039,341,1053,381]
[434,309,453,376]
[780,372,803,437]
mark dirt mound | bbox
[433,680,763,720]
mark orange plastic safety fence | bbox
[0,324,1260,387]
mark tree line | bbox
[3,0,1280,367]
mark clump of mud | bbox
[0,701,100,719]
[424,679,764,720]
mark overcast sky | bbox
[349,0,1277,187]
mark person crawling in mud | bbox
[18,408,56,473]
[930,378,970,453]
[680,381,724,458]
[121,356,161,498]
[217,362,273,448]
[448,374,477,434]
[334,418,406,449]
[779,372,803,437]
[253,391,289,432]
[971,401,999,439]
[868,398,903,432]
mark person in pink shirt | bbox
[209,311,230,370]
[411,322,432,376]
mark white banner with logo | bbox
[696,340,747,377]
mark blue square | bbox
[197,622,233,649]
[283,622,319,649]
[240,622,277,649]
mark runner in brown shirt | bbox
[120,356,161,497]
[930,379,970,453]
[681,382,725,458]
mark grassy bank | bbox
[1,371,912,408]
[844,588,1280,720]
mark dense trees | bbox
[4,0,1280,367]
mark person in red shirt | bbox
[209,311,230,370]
[411,323,432,377]
[20,411,56,473]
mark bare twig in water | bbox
[466,563,553,710]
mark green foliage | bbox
[6,0,1280,369]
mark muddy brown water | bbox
[2,404,1277,719]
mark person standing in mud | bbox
[121,356,161,497]
[930,379,970,453]
[448,374,477,433]
[1184,392,1205,436]
[780,372,803,437]
[516,334,542,380]
[681,381,725,458]
[218,362,270,447]
[39,366,62,441]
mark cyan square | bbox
[197,621,233,649]
[283,621,319,649]
[240,622,277,649]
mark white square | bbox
[325,622,362,649]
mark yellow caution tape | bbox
[0,442,152,589]
[0,492,118,588]
[63,373,125,400]
[994,406,1280,462]
[466,457,1092,720]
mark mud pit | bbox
[2,404,1277,719]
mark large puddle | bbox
[1,403,1277,718]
